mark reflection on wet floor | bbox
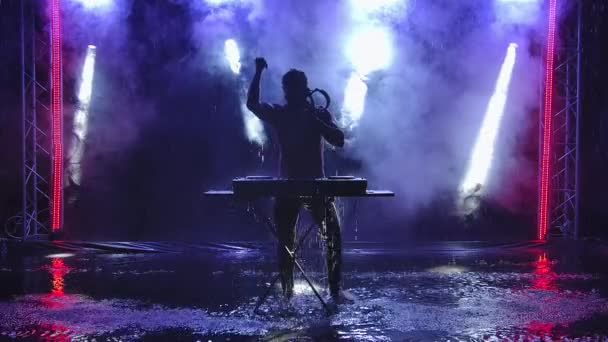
[0,240,607,341]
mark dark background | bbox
[0,0,606,242]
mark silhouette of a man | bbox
[247,57,345,299]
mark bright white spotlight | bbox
[460,43,518,202]
[346,25,393,76]
[67,45,96,187]
[77,45,96,105]
[223,39,265,145]
[224,39,241,74]
[342,25,392,130]
[72,0,114,10]
[341,72,368,129]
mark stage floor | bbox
[0,240,607,341]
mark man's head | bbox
[282,69,309,106]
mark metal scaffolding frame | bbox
[18,0,55,239]
[547,0,582,239]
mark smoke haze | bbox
[55,0,548,240]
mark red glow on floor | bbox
[50,0,63,230]
[526,320,556,337]
[41,257,71,309]
[37,323,73,342]
[538,0,558,240]
[531,253,557,291]
[50,258,67,296]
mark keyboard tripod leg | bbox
[253,272,282,314]
[293,259,331,315]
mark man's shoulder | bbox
[271,103,286,111]
[268,104,288,120]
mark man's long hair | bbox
[282,69,309,105]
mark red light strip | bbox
[539,0,558,240]
[50,0,63,230]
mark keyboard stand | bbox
[204,190,394,315]
[236,198,332,315]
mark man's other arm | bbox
[314,109,345,147]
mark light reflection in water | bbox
[50,258,68,296]
[526,320,556,338]
[531,253,557,291]
[41,257,72,309]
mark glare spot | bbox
[293,280,322,295]
[241,103,266,146]
[341,72,368,129]
[427,265,468,274]
[224,39,241,74]
[45,253,75,259]
[72,0,114,10]
[346,25,393,76]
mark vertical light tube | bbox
[460,43,518,200]
[50,0,64,230]
[538,0,558,240]
[67,45,96,187]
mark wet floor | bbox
[0,239,607,341]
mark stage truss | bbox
[539,0,582,240]
[15,0,63,239]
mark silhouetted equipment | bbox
[204,176,394,314]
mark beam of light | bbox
[223,38,265,146]
[51,0,63,231]
[77,46,96,104]
[460,43,518,207]
[71,0,114,9]
[346,25,393,76]
[341,25,392,130]
[539,0,558,240]
[241,103,266,146]
[340,72,368,129]
[224,39,241,74]
[67,45,97,188]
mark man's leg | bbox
[274,197,301,297]
[308,197,342,298]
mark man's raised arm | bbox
[246,57,276,122]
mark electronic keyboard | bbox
[204,176,394,198]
